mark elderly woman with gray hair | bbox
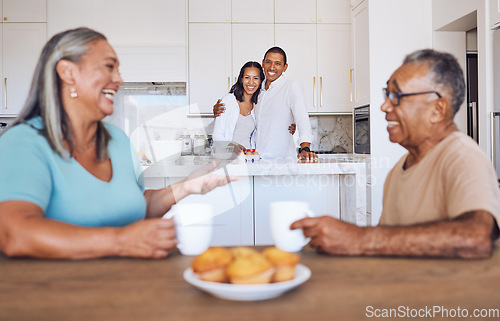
[0,27,232,259]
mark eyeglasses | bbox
[382,88,441,106]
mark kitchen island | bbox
[143,154,369,246]
[1,245,499,321]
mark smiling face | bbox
[241,67,261,97]
[72,39,123,119]
[381,63,440,150]
[262,52,288,86]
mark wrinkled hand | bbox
[290,216,364,255]
[288,123,296,135]
[117,218,177,259]
[298,150,318,162]
[213,99,226,117]
[182,161,237,195]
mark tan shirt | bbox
[380,131,500,227]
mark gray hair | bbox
[13,27,111,161]
[403,49,465,117]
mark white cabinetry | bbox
[188,23,231,114]
[276,23,351,114]
[232,24,274,79]
[491,0,500,29]
[275,24,317,113]
[275,0,350,24]
[188,0,351,114]
[47,0,186,82]
[188,7,274,114]
[153,176,254,247]
[275,0,317,23]
[2,0,46,22]
[317,24,352,113]
[351,0,369,107]
[253,175,340,245]
[189,0,273,23]
[187,0,275,114]
[1,0,47,116]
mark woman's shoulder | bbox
[0,118,44,145]
[104,122,128,140]
[221,92,237,103]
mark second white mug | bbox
[269,201,315,252]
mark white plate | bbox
[183,264,311,301]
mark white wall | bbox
[433,31,467,134]
[368,0,433,224]
[432,0,491,155]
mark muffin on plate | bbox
[230,246,260,258]
[226,252,274,284]
[262,247,300,282]
[191,247,234,283]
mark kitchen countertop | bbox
[1,245,499,321]
[142,154,370,178]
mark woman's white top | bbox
[231,114,256,149]
[212,93,256,148]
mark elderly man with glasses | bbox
[292,49,500,259]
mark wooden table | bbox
[1,245,499,321]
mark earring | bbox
[70,88,78,98]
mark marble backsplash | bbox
[309,115,353,153]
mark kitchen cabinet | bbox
[231,24,274,79]
[1,23,46,116]
[145,175,254,247]
[188,23,231,114]
[275,24,316,112]
[491,0,500,29]
[189,0,273,23]
[48,0,185,45]
[275,0,350,24]
[317,24,352,113]
[47,0,187,82]
[351,0,369,108]
[253,175,341,245]
[275,23,351,113]
[114,45,186,82]
[349,0,365,11]
[188,23,274,114]
[2,0,46,22]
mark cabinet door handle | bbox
[313,77,317,107]
[228,77,230,92]
[349,69,355,102]
[4,78,6,109]
[320,76,323,107]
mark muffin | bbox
[191,247,234,283]
[226,252,274,284]
[230,246,260,258]
[262,247,300,282]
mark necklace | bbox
[73,139,96,153]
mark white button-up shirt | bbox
[255,75,313,159]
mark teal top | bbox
[0,117,146,227]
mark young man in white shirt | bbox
[214,47,318,161]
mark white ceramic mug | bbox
[269,201,315,252]
[163,203,213,255]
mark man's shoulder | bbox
[439,131,486,161]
